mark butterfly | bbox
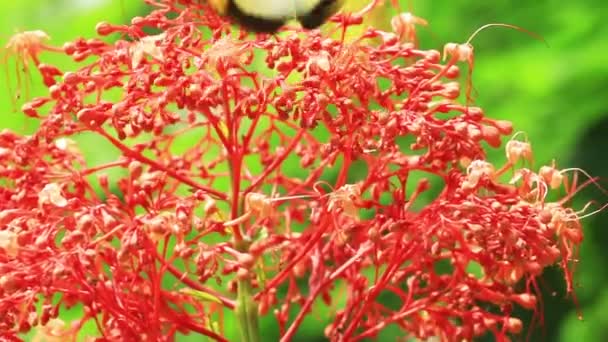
[208,0,345,32]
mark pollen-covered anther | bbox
[463,160,495,189]
[3,30,63,109]
[38,183,68,208]
[544,205,584,244]
[509,169,548,202]
[142,212,175,242]
[327,183,362,219]
[54,138,80,154]
[0,230,19,257]
[5,30,50,51]
[201,35,247,68]
[305,51,331,74]
[32,318,74,342]
[4,30,53,69]
[390,12,428,43]
[203,196,218,216]
[130,33,166,68]
[223,192,291,227]
[138,171,165,189]
[245,192,274,220]
[443,42,473,63]
[539,165,564,189]
[506,139,533,164]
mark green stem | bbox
[235,278,260,342]
[224,98,259,342]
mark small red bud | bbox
[96,21,118,36]
[481,125,502,147]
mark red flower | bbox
[0,1,598,341]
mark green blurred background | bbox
[1,0,606,340]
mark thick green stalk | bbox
[226,111,260,342]
[235,278,260,342]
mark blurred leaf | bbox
[181,288,224,305]
[560,288,608,341]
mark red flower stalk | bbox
[0,1,601,341]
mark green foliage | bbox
[1,0,605,340]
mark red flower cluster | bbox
[0,0,594,341]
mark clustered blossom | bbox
[0,0,593,341]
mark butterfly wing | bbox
[298,0,344,29]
